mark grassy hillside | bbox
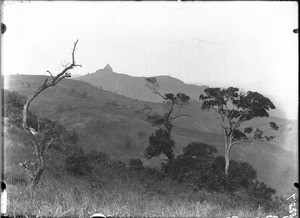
[3,74,298,197]
[3,120,292,217]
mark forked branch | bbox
[22,40,81,132]
[21,40,82,187]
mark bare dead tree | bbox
[21,40,82,187]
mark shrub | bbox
[3,90,27,116]
[191,155,276,211]
[109,160,126,169]
[65,148,93,177]
[129,158,144,171]
[180,141,218,160]
[170,142,218,182]
[194,155,257,193]
[86,150,110,164]
[246,180,276,208]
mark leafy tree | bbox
[144,77,190,166]
[199,87,277,174]
[20,40,82,187]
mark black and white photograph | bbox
[0,1,298,217]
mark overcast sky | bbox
[1,1,298,120]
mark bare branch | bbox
[72,40,78,64]
[145,77,166,100]
[41,138,55,157]
[61,61,69,68]
[211,108,227,131]
[21,40,82,187]
[52,117,60,128]
[46,70,54,78]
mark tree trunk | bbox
[224,136,232,175]
[31,166,45,188]
[32,155,45,187]
[224,148,230,175]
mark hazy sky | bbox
[1,1,298,119]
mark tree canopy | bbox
[199,87,277,174]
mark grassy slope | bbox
[4,75,298,196]
[4,121,286,218]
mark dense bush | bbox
[167,142,217,182]
[3,89,38,128]
[197,155,257,193]
[65,148,94,177]
[167,141,277,211]
[3,89,27,116]
[192,155,277,210]
[129,158,144,171]
[109,160,126,169]
[246,180,276,208]
[181,142,218,160]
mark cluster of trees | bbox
[142,77,279,210]
[144,77,277,175]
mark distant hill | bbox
[75,64,209,102]
[3,74,298,196]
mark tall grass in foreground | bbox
[4,122,289,217]
[6,169,275,218]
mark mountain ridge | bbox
[75,65,290,119]
[75,64,209,103]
